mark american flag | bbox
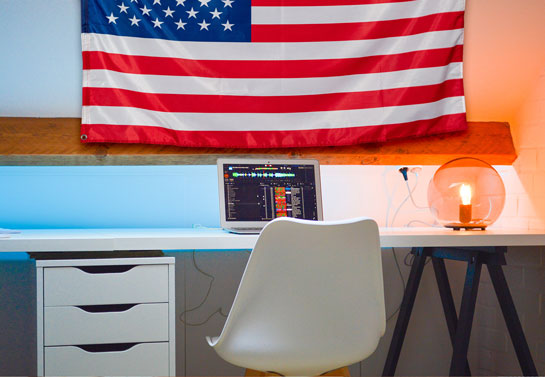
[81,0,467,148]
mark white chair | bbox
[206,217,386,376]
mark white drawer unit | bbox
[36,256,175,377]
[44,303,169,346]
[44,342,169,376]
[44,264,169,306]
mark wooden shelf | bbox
[0,117,516,165]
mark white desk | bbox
[2,227,545,252]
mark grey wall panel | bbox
[0,260,36,376]
[182,251,249,376]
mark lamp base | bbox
[444,223,487,231]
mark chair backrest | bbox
[211,217,385,376]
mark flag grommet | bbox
[80,134,88,141]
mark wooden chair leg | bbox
[245,368,276,376]
[322,366,351,377]
[245,366,351,376]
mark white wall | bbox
[0,0,82,117]
[511,67,545,230]
[463,0,545,131]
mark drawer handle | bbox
[76,343,138,353]
[77,304,137,313]
[76,265,136,274]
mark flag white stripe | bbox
[85,62,463,96]
[84,29,464,61]
[252,0,465,25]
[84,96,466,131]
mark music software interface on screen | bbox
[223,164,318,221]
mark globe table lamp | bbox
[427,157,506,230]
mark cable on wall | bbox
[179,251,228,327]
[386,247,406,321]
[385,167,433,321]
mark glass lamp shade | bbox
[427,157,505,229]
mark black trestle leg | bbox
[487,264,538,376]
[431,257,472,376]
[382,247,427,376]
[383,246,538,377]
[449,255,482,376]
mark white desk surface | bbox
[1,227,545,252]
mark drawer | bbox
[44,303,169,346]
[44,342,169,376]
[44,264,169,306]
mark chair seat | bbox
[206,217,386,376]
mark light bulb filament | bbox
[460,184,472,205]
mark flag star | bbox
[176,0,186,6]
[221,20,234,31]
[198,0,212,7]
[130,0,138,2]
[152,17,164,28]
[163,6,175,17]
[118,2,129,13]
[153,0,161,5]
[140,5,151,15]
[222,0,234,8]
[175,18,187,29]
[129,15,141,25]
[198,19,210,30]
[186,7,198,18]
[210,8,222,19]
[106,12,118,23]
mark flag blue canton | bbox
[83,0,251,42]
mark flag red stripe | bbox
[84,79,463,113]
[81,113,467,148]
[83,45,462,79]
[252,0,415,6]
[251,12,464,42]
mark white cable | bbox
[390,173,419,227]
[384,169,398,228]
[390,196,410,228]
[179,251,228,326]
[386,169,433,321]
[404,173,428,209]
